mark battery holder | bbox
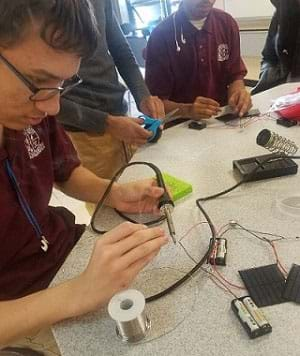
[233,154,298,182]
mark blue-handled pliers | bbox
[139,108,179,143]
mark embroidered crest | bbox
[23,126,45,159]
[217,43,229,62]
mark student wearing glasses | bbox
[0,0,168,347]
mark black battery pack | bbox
[207,238,227,265]
[231,296,272,339]
[233,154,298,182]
[188,120,207,130]
[276,118,298,127]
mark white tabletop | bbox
[52,83,300,356]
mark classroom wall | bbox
[213,0,275,57]
[225,0,274,18]
[213,0,274,18]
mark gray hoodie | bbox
[57,0,150,133]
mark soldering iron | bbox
[156,170,176,243]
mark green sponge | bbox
[162,172,193,201]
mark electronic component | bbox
[216,108,260,123]
[231,297,272,339]
[188,120,207,130]
[283,264,300,303]
[242,297,271,330]
[207,238,227,266]
[228,220,238,227]
[256,129,298,155]
[233,153,298,181]
[276,118,298,127]
[239,264,286,307]
[156,172,176,244]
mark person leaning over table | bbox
[145,0,252,121]
[0,0,168,347]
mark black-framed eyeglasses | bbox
[0,53,82,102]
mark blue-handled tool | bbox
[140,108,179,143]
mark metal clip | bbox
[41,236,49,252]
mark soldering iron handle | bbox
[158,191,174,210]
[155,172,174,209]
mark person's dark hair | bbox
[0,0,99,59]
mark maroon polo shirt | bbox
[0,117,85,300]
[145,8,247,106]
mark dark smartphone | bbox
[216,108,260,123]
[188,121,207,130]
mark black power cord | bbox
[90,161,216,303]
[90,162,167,234]
[197,154,300,202]
[146,199,217,303]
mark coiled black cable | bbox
[90,161,216,303]
[90,161,166,234]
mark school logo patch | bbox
[217,43,229,62]
[23,126,45,159]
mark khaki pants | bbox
[66,131,136,215]
[67,131,135,179]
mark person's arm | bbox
[58,96,109,134]
[105,1,150,109]
[226,17,252,116]
[163,98,220,120]
[105,115,152,145]
[56,165,165,215]
[145,26,174,103]
[228,79,252,117]
[0,223,168,346]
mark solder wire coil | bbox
[108,289,151,343]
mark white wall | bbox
[214,0,225,10]
[225,0,274,18]
[240,31,268,57]
[118,0,129,23]
[214,0,275,18]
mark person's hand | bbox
[106,115,151,145]
[73,222,168,314]
[139,95,165,119]
[108,179,164,214]
[189,97,221,120]
[228,88,252,117]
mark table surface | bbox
[52,83,300,356]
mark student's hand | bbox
[73,222,168,314]
[139,95,165,119]
[106,115,151,145]
[190,97,221,119]
[228,88,252,117]
[108,179,164,214]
